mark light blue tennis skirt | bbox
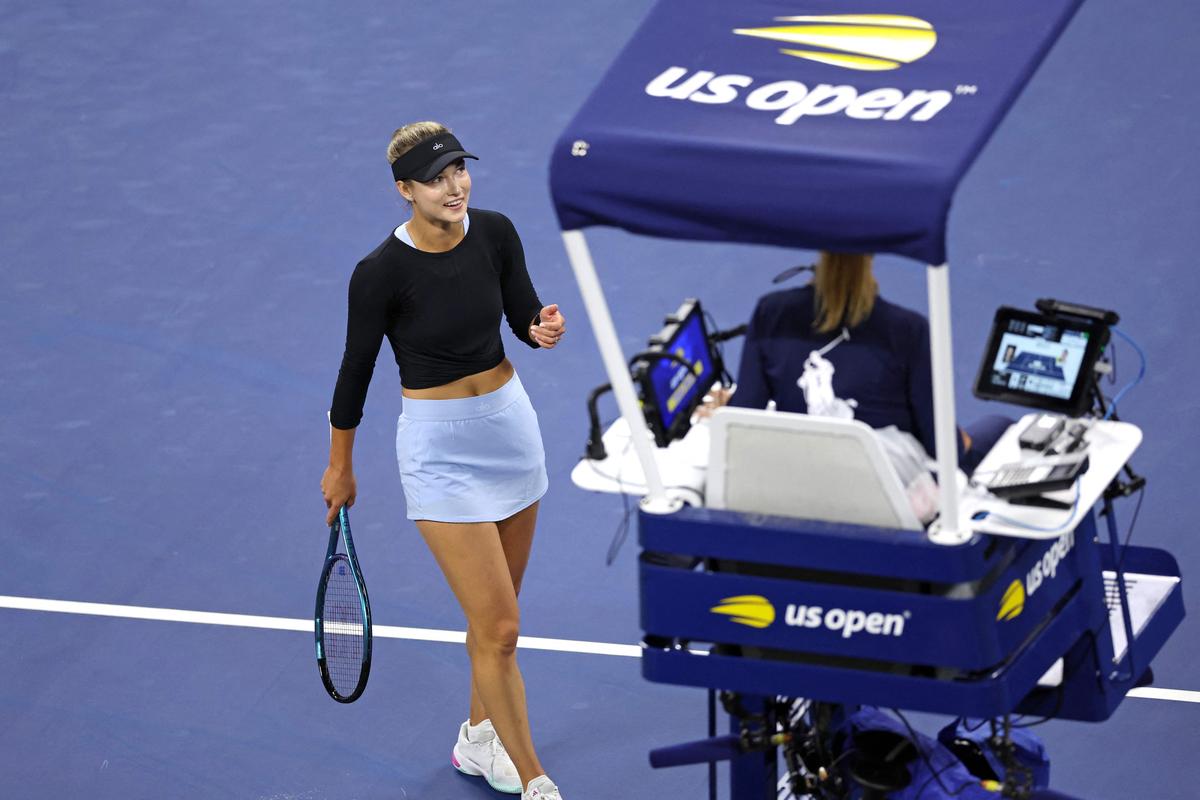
[396,373,548,523]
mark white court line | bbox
[321,621,366,636]
[1126,687,1200,704]
[0,595,641,658]
[2,595,1198,703]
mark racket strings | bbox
[322,559,365,696]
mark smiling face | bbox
[397,159,471,225]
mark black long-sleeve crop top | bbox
[329,209,542,429]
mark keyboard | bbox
[984,455,1089,499]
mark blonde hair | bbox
[386,121,450,165]
[812,252,878,333]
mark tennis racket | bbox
[314,505,373,703]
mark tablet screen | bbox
[648,307,714,433]
[974,307,1106,417]
[635,299,719,446]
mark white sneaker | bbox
[451,719,522,794]
[522,775,562,800]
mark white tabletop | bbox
[569,416,709,507]
[958,414,1142,539]
[571,411,1142,542]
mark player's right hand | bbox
[321,466,357,526]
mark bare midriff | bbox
[401,358,514,400]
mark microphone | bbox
[772,263,816,284]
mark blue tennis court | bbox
[1,2,1197,799]
[1008,353,1067,381]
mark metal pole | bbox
[926,263,967,544]
[561,230,678,512]
[1102,494,1137,682]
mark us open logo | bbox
[733,14,938,72]
[997,579,1025,621]
[996,530,1076,623]
[710,595,908,638]
[710,595,776,629]
[643,12,957,124]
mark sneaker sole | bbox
[451,746,485,777]
[451,746,522,794]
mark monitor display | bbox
[973,307,1107,417]
[634,299,720,447]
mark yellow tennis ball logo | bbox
[997,579,1026,622]
[733,14,938,72]
[711,595,777,629]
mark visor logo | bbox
[432,142,444,150]
[733,14,937,72]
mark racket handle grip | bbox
[649,735,741,768]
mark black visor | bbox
[390,132,478,182]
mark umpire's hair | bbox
[387,121,450,165]
[812,252,878,333]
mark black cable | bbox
[1011,681,1066,728]
[702,310,743,386]
[603,438,634,566]
[703,309,724,366]
[584,383,613,460]
[1008,633,1092,730]
[787,746,857,800]
[1116,484,1147,572]
[913,761,978,800]
[810,703,833,780]
[628,349,698,372]
[710,323,748,343]
[585,349,702,461]
[589,442,701,564]
[773,698,800,800]
[779,698,821,799]
[1010,615,1104,732]
[828,745,858,771]
[606,485,632,566]
[960,717,990,734]
[890,708,962,798]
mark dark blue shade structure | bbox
[550,0,1083,264]
[550,0,1090,534]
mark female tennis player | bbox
[321,121,566,800]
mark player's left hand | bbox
[531,303,566,349]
